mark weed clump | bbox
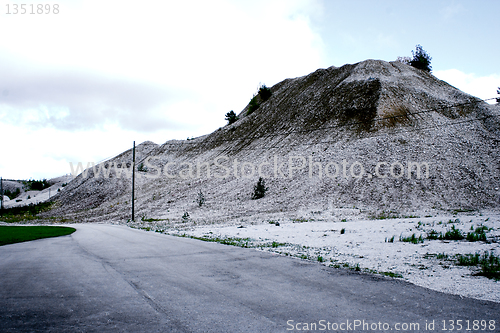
[399,233,424,244]
[456,251,500,280]
[443,225,464,240]
[466,225,489,242]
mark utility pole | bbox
[132,141,135,221]
[0,177,3,211]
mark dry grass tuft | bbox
[379,102,413,127]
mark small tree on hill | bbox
[410,44,432,72]
[258,84,272,101]
[197,189,205,207]
[497,87,500,104]
[252,177,268,200]
[225,110,239,125]
[247,95,259,115]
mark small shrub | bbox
[340,228,345,234]
[317,256,324,262]
[247,96,259,115]
[181,212,190,222]
[410,44,432,72]
[442,225,464,240]
[258,84,272,101]
[197,190,205,207]
[137,163,147,172]
[387,235,395,243]
[251,177,268,200]
[497,87,500,104]
[225,110,239,125]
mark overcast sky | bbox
[0,0,499,180]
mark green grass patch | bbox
[427,225,466,241]
[178,234,253,248]
[456,251,500,280]
[381,271,403,278]
[399,233,424,244]
[141,216,167,222]
[466,225,489,242]
[0,226,76,246]
[450,208,475,214]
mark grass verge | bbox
[0,226,76,246]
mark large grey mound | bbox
[50,60,500,223]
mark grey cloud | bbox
[0,63,190,132]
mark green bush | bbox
[247,96,259,115]
[251,177,268,200]
[443,225,464,240]
[258,84,272,101]
[410,44,432,72]
[225,110,239,125]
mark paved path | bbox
[0,224,498,332]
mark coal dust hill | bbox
[50,60,500,223]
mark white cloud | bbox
[434,69,500,104]
[0,0,325,179]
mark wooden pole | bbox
[132,141,135,221]
[0,177,3,211]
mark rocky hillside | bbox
[48,60,500,223]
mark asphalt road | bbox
[0,224,498,332]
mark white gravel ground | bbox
[148,212,500,303]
